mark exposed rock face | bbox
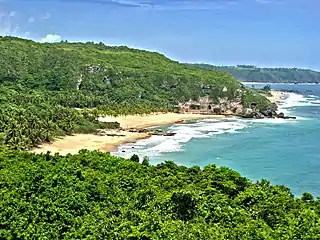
[244,108,253,115]
[241,106,296,119]
[178,95,295,119]
[76,74,83,90]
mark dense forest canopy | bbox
[0,150,319,239]
[0,37,271,150]
[188,64,320,83]
[0,38,319,239]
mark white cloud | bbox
[110,0,151,8]
[42,12,51,20]
[255,0,283,4]
[40,34,62,43]
[107,0,237,10]
[8,11,16,17]
[28,16,35,23]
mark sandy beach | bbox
[265,90,288,104]
[31,130,151,155]
[98,112,225,129]
[31,113,225,155]
[31,92,287,156]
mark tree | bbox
[130,154,140,163]
[142,156,150,166]
[301,192,314,202]
[262,84,271,92]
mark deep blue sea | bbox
[114,84,320,197]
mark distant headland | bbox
[186,64,320,84]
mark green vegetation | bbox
[242,88,273,110]
[188,64,320,83]
[0,37,271,150]
[0,150,319,239]
[0,38,318,239]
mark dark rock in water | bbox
[174,120,184,124]
[241,107,296,120]
[151,131,176,136]
[163,132,176,136]
[106,133,126,137]
[261,110,275,118]
[254,112,265,119]
[137,129,149,133]
[122,150,126,153]
[242,111,258,118]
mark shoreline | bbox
[242,81,320,85]
[31,113,225,155]
[98,112,225,129]
[30,91,290,156]
[266,90,285,104]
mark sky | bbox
[0,0,319,70]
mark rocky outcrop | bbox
[178,94,296,119]
[126,128,176,136]
[241,104,296,119]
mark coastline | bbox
[98,112,225,129]
[31,113,225,155]
[30,92,287,156]
[266,90,284,104]
[242,81,319,85]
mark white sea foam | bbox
[114,119,249,159]
[286,93,310,106]
[310,100,320,104]
[276,92,319,116]
[114,91,319,159]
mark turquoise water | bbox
[114,84,320,197]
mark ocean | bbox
[114,84,320,197]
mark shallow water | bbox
[114,84,320,196]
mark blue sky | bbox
[0,0,319,69]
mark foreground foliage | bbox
[0,150,319,239]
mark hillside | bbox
[188,64,320,83]
[0,38,318,239]
[1,36,243,104]
[0,150,319,239]
[0,37,271,150]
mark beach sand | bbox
[31,113,225,155]
[265,90,285,104]
[99,112,225,129]
[31,130,151,155]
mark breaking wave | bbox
[113,91,319,160]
